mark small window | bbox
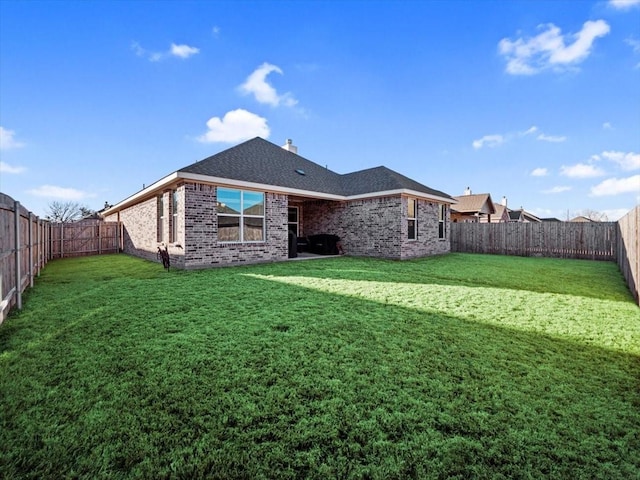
[408,198,417,240]
[288,206,299,236]
[217,187,265,242]
[157,194,164,242]
[170,190,178,243]
[438,204,447,239]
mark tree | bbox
[45,201,91,223]
[578,209,609,222]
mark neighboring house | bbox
[490,203,511,223]
[450,189,497,223]
[508,208,541,223]
[102,137,455,268]
[569,216,595,223]
[541,217,563,222]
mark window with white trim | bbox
[170,189,178,243]
[157,194,164,242]
[438,204,447,239]
[217,187,265,242]
[288,206,299,236]
[408,198,417,240]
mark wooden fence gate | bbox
[49,220,122,259]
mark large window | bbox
[438,204,447,239]
[217,188,265,242]
[407,198,417,240]
[157,194,164,242]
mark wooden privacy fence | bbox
[450,221,617,260]
[616,206,639,305]
[0,193,49,323]
[0,192,123,322]
[450,210,639,304]
[49,220,122,259]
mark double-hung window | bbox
[157,194,164,242]
[170,190,178,243]
[438,204,447,239]
[407,198,417,240]
[217,187,265,242]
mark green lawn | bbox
[1,253,639,479]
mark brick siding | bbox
[182,183,288,268]
[106,183,449,268]
[302,196,450,259]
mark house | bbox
[450,188,498,223]
[508,208,541,223]
[569,215,595,222]
[102,137,455,268]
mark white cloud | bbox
[212,26,221,37]
[170,43,199,59]
[498,20,610,75]
[132,41,199,62]
[238,63,298,107]
[560,163,606,178]
[131,41,146,57]
[590,175,640,196]
[601,150,640,171]
[521,126,538,136]
[472,134,504,149]
[542,186,571,194]
[602,122,613,130]
[609,0,640,10]
[197,109,270,143]
[0,126,25,150]
[626,37,640,52]
[27,185,95,200]
[537,133,567,143]
[531,167,548,176]
[0,161,26,174]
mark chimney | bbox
[464,186,472,196]
[282,138,298,154]
[501,196,507,207]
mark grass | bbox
[1,253,639,479]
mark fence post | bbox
[37,218,41,277]
[14,201,22,310]
[28,212,34,288]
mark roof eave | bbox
[102,172,455,216]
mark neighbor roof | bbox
[450,193,496,214]
[179,137,453,200]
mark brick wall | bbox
[107,184,449,268]
[182,183,288,268]
[302,196,450,259]
[103,187,186,268]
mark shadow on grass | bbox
[1,259,639,479]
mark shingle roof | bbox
[179,137,453,200]
[451,193,496,214]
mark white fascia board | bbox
[102,172,180,216]
[177,172,346,201]
[102,171,455,217]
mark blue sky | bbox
[1,0,639,220]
